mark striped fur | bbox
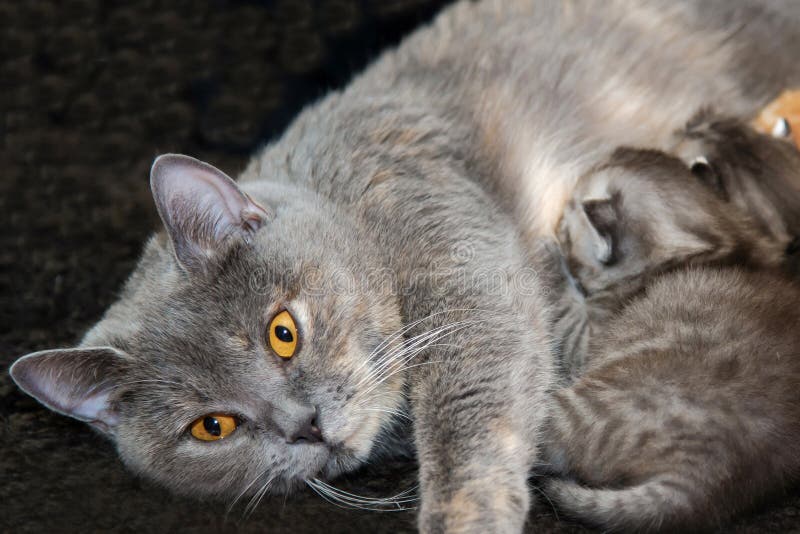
[541,127,800,530]
[543,267,800,532]
[549,144,791,379]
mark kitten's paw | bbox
[533,236,563,262]
[531,237,566,281]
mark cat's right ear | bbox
[150,154,270,274]
[582,198,617,265]
[9,347,129,435]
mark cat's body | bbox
[543,266,800,532]
[9,1,800,532]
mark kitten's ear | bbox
[689,156,727,199]
[582,198,617,264]
[9,347,129,434]
[150,154,270,273]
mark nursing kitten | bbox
[543,266,800,532]
[553,115,800,374]
[9,0,800,532]
[558,147,788,300]
[672,109,800,252]
[543,136,800,530]
[554,147,787,375]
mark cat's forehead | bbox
[108,240,365,343]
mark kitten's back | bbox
[544,267,800,531]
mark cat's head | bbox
[10,155,405,498]
[556,147,786,300]
[672,109,800,246]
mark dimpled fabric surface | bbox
[2,1,799,532]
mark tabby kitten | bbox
[543,266,800,532]
[553,147,787,375]
[557,147,788,300]
[553,114,800,373]
[544,132,800,530]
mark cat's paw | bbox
[417,482,528,534]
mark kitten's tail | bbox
[544,477,705,533]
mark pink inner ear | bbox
[71,390,118,428]
[9,347,125,432]
[36,374,117,426]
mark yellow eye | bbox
[268,310,299,359]
[190,414,238,441]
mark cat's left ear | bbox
[9,347,129,435]
[150,154,270,273]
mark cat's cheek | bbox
[345,410,385,456]
[115,430,258,498]
[333,386,403,458]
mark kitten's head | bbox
[672,109,800,245]
[557,147,786,300]
[10,155,405,498]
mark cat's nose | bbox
[279,405,323,444]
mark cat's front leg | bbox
[408,311,551,534]
[415,440,531,534]
[412,374,533,534]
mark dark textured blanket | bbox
[3,1,799,532]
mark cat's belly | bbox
[457,0,777,239]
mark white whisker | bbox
[306,478,418,512]
[243,475,275,518]
[529,482,560,522]
[355,319,483,391]
[225,471,265,519]
[313,478,418,504]
[357,407,412,421]
[352,308,489,376]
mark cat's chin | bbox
[270,446,366,494]
[321,450,367,480]
[287,442,332,479]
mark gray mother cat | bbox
[9,1,800,532]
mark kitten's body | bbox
[543,127,800,530]
[10,1,800,532]
[554,147,788,376]
[543,267,800,532]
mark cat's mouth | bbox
[284,440,332,481]
[312,421,380,480]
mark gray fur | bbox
[554,147,788,376]
[543,267,800,532]
[673,110,800,248]
[9,0,800,532]
[543,123,800,531]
